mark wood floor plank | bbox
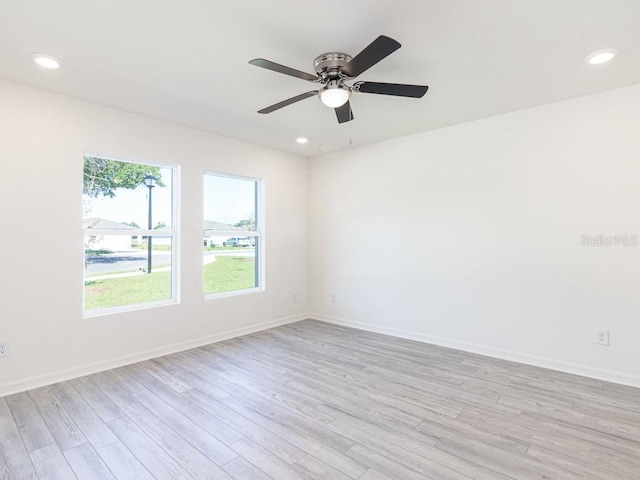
[229,438,309,480]
[221,457,273,480]
[104,368,147,396]
[525,443,636,479]
[292,454,352,480]
[29,444,75,480]
[129,387,238,466]
[63,443,116,480]
[68,377,123,424]
[416,413,530,456]
[329,418,508,480]
[121,401,232,479]
[149,356,229,400]
[95,441,154,480]
[2,320,640,479]
[321,405,439,452]
[123,364,243,447]
[214,392,367,478]
[345,443,437,480]
[106,416,191,480]
[217,368,335,425]
[140,359,193,393]
[184,388,306,465]
[216,381,354,451]
[434,436,580,480]
[88,372,135,409]
[0,397,35,479]
[27,388,86,452]
[49,382,118,449]
[358,469,394,480]
[5,392,55,453]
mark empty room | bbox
[1,0,640,478]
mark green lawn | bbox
[204,256,256,294]
[137,244,172,251]
[84,271,172,310]
[204,245,252,252]
[84,256,255,310]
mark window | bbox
[203,172,262,297]
[83,155,178,315]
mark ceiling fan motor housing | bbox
[314,52,353,82]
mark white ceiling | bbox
[1,0,639,156]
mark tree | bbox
[83,156,164,198]
[153,221,167,230]
[234,213,255,231]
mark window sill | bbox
[204,287,263,301]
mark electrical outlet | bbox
[595,329,609,346]
[292,293,298,303]
[0,341,10,357]
[331,294,337,303]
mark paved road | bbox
[85,251,172,275]
[85,249,253,275]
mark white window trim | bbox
[204,171,265,300]
[83,153,180,317]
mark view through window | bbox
[204,172,261,296]
[83,155,176,313]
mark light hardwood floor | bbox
[2,320,640,479]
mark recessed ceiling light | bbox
[585,49,619,65]
[296,137,308,144]
[30,53,62,69]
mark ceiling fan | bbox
[249,35,429,124]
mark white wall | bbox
[0,79,309,396]
[309,83,640,386]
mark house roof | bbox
[1,1,639,156]
[204,220,247,237]
[204,220,245,231]
[83,217,136,230]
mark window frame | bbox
[82,153,180,317]
[203,170,265,300]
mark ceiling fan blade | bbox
[257,91,318,114]
[340,35,401,78]
[354,81,429,98]
[249,59,318,82]
[335,101,354,124]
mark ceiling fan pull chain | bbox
[349,102,353,146]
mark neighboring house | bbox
[203,220,248,247]
[84,217,231,251]
[83,217,137,251]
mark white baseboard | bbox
[0,313,307,398]
[5,312,639,397]
[309,313,640,389]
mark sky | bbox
[203,173,256,226]
[84,168,255,228]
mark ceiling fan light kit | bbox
[249,35,429,124]
[320,81,350,108]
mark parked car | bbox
[223,237,251,247]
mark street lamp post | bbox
[144,174,157,274]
